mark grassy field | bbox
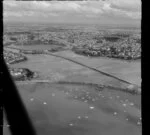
[10,49,141,89]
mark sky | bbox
[3,0,141,27]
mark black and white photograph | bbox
[3,0,141,135]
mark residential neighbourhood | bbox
[3,1,141,135]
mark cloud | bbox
[4,11,22,17]
[110,0,141,12]
[32,1,50,8]
[3,1,17,7]
[125,12,141,19]
[101,0,141,19]
[3,0,141,23]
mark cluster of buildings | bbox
[3,50,27,65]
[4,50,35,81]
[4,29,141,61]
[9,67,35,81]
[73,38,141,60]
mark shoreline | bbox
[15,79,141,95]
[5,46,140,86]
[5,46,141,95]
[5,46,141,62]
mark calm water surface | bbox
[16,82,141,135]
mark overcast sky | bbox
[3,0,141,26]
